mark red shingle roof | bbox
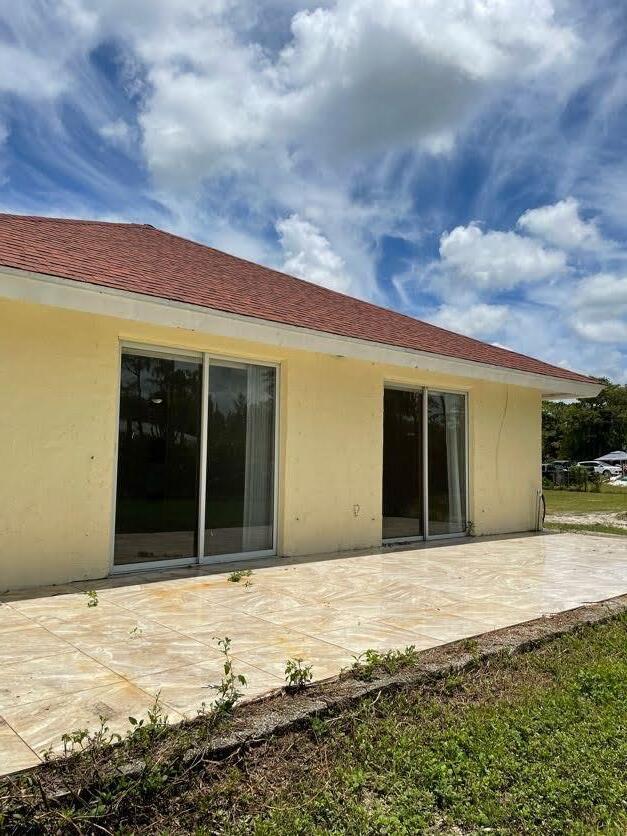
[0,213,597,385]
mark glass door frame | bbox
[382,383,469,544]
[110,341,280,574]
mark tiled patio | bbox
[1,532,626,776]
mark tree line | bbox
[542,380,627,462]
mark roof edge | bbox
[0,265,603,399]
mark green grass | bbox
[4,617,626,834]
[544,486,627,515]
[207,619,627,835]
[218,620,627,836]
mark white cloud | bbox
[438,223,567,289]
[569,273,627,344]
[518,197,603,250]
[571,319,626,344]
[276,214,352,294]
[572,273,627,314]
[131,0,576,184]
[99,119,134,149]
[430,302,510,339]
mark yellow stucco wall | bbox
[0,297,542,591]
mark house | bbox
[0,214,601,591]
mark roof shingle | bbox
[0,213,597,385]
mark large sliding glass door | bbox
[382,386,467,542]
[114,347,277,570]
[114,351,202,566]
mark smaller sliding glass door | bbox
[427,391,467,536]
[382,386,467,542]
[114,347,277,570]
[204,362,276,557]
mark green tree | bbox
[542,380,627,461]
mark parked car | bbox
[577,460,622,477]
[542,460,570,475]
[609,475,627,487]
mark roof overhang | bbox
[0,266,602,399]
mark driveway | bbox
[1,532,626,776]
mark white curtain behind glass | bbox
[242,366,274,551]
[445,394,464,532]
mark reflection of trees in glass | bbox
[118,355,201,504]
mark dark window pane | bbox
[427,392,466,535]
[204,363,275,556]
[114,353,201,565]
[382,388,423,540]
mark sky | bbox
[0,0,625,382]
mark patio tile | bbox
[377,610,494,643]
[2,681,181,757]
[0,605,32,629]
[430,600,543,629]
[7,595,128,625]
[0,718,41,772]
[0,651,120,711]
[134,658,283,717]
[183,612,311,655]
[233,635,355,681]
[316,621,440,654]
[0,621,76,664]
[110,590,233,631]
[262,603,378,633]
[190,585,309,615]
[39,610,172,654]
[86,632,221,678]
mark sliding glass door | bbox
[382,388,423,540]
[204,362,276,556]
[114,347,277,569]
[114,351,202,565]
[427,392,467,536]
[382,386,467,542]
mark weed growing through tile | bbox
[227,569,253,584]
[284,658,313,689]
[351,645,420,681]
[84,589,99,607]
[210,636,248,713]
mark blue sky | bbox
[0,0,625,381]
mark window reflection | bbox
[114,353,201,565]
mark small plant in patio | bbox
[227,569,253,584]
[465,519,475,536]
[127,695,170,749]
[84,589,99,607]
[284,658,313,689]
[56,715,121,760]
[129,626,144,639]
[351,645,419,681]
[210,636,248,714]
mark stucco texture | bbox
[0,298,541,591]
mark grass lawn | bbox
[544,486,626,515]
[4,615,627,834]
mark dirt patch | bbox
[546,512,627,528]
